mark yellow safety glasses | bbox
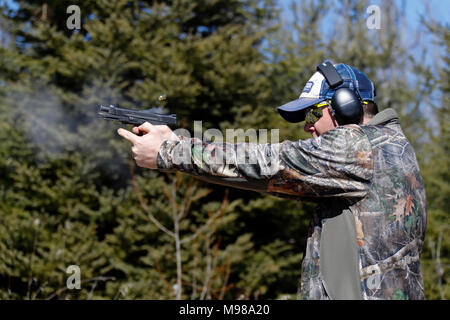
[305,100,368,124]
[305,101,330,125]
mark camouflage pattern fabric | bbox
[157,119,427,300]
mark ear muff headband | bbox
[342,64,363,102]
[316,60,363,125]
[316,61,343,88]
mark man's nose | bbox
[304,123,315,134]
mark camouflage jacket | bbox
[157,109,427,300]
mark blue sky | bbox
[277,0,450,27]
[276,0,448,78]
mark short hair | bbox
[363,101,379,118]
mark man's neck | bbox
[362,116,373,125]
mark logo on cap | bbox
[302,81,314,93]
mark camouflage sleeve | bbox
[157,125,373,199]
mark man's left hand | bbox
[117,122,180,169]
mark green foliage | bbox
[0,0,302,300]
[419,20,450,300]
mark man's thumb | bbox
[138,122,153,133]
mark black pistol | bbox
[98,95,177,127]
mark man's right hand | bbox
[117,122,179,169]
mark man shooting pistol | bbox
[115,61,427,300]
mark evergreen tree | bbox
[419,20,449,300]
[0,0,305,300]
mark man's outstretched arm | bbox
[118,122,373,200]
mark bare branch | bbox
[171,174,183,300]
[200,236,211,300]
[27,221,40,300]
[191,238,198,299]
[87,280,98,300]
[180,189,229,244]
[129,157,174,238]
[154,255,172,293]
[170,175,179,218]
[177,176,196,220]
[437,230,444,300]
[203,239,223,300]
[31,281,48,300]
[41,3,47,21]
[219,255,232,300]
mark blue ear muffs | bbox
[316,61,363,125]
[330,88,363,125]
